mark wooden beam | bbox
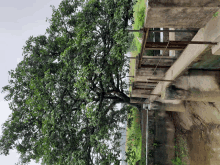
[145,42,187,47]
[133,76,174,82]
[134,76,162,82]
[149,29,198,33]
[169,41,217,45]
[141,93,161,96]
[133,87,154,90]
[145,47,185,50]
[142,56,177,60]
[148,79,174,82]
[131,92,160,98]
[130,93,149,98]
[140,65,171,68]
[134,81,158,84]
[134,86,156,89]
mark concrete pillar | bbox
[136,70,165,77]
[162,28,169,56]
[134,76,165,82]
[163,85,220,102]
[154,28,161,56]
[148,101,186,112]
[169,28,176,57]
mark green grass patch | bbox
[132,0,146,52]
[172,136,189,165]
[125,106,143,165]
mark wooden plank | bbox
[145,42,187,47]
[131,92,161,98]
[132,89,152,93]
[134,82,157,87]
[131,93,150,98]
[141,59,174,62]
[140,65,171,68]
[148,79,174,82]
[133,87,154,90]
[149,29,198,33]
[134,76,163,82]
[142,56,177,59]
[169,41,217,45]
[145,47,185,50]
[136,70,165,77]
[141,61,173,66]
[134,81,158,84]
[134,76,174,82]
[134,85,156,89]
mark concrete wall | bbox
[147,110,175,165]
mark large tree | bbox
[0,0,141,164]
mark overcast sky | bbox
[0,0,64,164]
[0,0,128,164]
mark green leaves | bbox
[0,0,141,164]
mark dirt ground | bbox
[145,70,220,164]
[171,101,220,165]
[168,70,220,165]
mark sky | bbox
[0,0,128,164]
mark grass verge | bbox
[125,106,142,165]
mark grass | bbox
[128,0,146,95]
[171,135,189,165]
[125,0,148,164]
[125,106,143,165]
[212,11,219,19]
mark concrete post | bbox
[148,101,186,112]
[169,28,176,57]
[163,85,220,102]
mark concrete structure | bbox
[148,101,186,112]
[148,7,220,103]
[162,70,220,102]
[144,0,220,28]
[133,1,220,164]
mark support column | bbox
[148,101,185,112]
[163,85,220,102]
[163,28,169,56]
[169,28,176,57]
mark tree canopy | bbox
[0,0,141,164]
